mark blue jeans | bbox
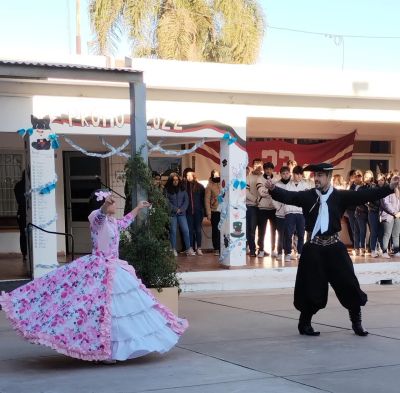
[368,210,380,251]
[355,214,368,250]
[246,206,258,254]
[284,213,305,255]
[187,210,204,249]
[169,215,191,251]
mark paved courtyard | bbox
[1,284,400,392]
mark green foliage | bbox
[119,153,180,290]
[89,0,265,64]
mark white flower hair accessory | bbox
[95,190,111,201]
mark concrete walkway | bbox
[1,284,400,392]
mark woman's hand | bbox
[137,200,151,209]
[104,195,115,206]
[101,195,115,213]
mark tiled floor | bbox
[1,250,400,280]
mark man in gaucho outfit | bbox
[262,163,400,336]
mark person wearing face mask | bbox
[183,169,205,256]
[263,163,400,337]
[205,170,222,256]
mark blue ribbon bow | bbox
[48,133,60,149]
[222,132,237,145]
[17,128,34,137]
[217,195,224,204]
[233,179,247,190]
[39,182,57,194]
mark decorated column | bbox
[218,130,247,266]
[23,119,58,278]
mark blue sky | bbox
[1,0,400,72]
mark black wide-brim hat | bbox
[303,163,343,172]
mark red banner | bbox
[197,131,356,172]
[247,131,356,170]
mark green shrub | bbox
[119,153,180,291]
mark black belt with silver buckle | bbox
[309,233,340,246]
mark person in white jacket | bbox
[283,165,310,262]
[272,166,291,259]
[246,159,263,257]
[256,162,278,257]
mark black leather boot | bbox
[298,312,320,336]
[349,308,369,336]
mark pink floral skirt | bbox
[0,255,188,361]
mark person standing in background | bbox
[184,170,205,256]
[14,170,27,262]
[246,159,263,257]
[256,162,277,257]
[205,170,222,256]
[282,165,309,262]
[270,166,291,259]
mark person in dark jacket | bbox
[360,170,381,257]
[14,171,27,261]
[183,169,205,256]
[344,169,357,252]
[263,163,399,337]
[164,173,195,257]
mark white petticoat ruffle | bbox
[110,266,180,360]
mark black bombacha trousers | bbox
[294,241,367,314]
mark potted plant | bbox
[120,153,180,314]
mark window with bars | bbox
[0,152,24,226]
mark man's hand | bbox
[264,178,275,191]
[390,175,400,190]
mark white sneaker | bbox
[186,248,196,256]
[214,250,220,256]
[381,252,391,259]
[284,254,292,262]
[393,252,400,257]
[275,253,283,259]
[257,250,265,257]
[371,251,379,258]
[271,251,278,257]
[173,249,178,257]
[196,248,203,256]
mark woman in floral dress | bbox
[0,191,188,362]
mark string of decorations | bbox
[147,139,206,155]
[63,136,131,158]
[25,175,58,196]
[100,137,130,158]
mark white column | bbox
[26,129,58,278]
[219,133,247,266]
